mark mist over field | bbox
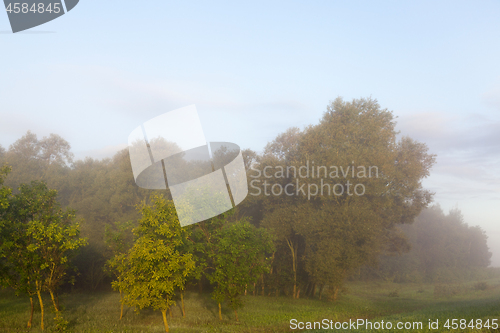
[1,98,498,332]
[2,1,500,331]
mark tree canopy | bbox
[252,97,436,298]
[0,97,492,323]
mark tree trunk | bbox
[218,303,222,321]
[253,283,256,296]
[305,283,311,297]
[161,309,169,333]
[181,292,186,318]
[119,290,124,320]
[49,289,60,317]
[36,288,44,330]
[268,252,275,297]
[296,287,300,299]
[234,310,239,322]
[28,297,34,328]
[244,284,247,296]
[286,238,297,299]
[261,274,265,296]
[332,286,339,301]
[169,307,173,318]
[312,283,317,298]
[319,285,324,300]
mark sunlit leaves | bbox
[114,194,195,319]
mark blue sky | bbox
[2,1,500,264]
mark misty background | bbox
[1,1,499,264]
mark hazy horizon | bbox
[2,1,499,265]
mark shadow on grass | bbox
[197,291,220,319]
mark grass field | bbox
[2,278,500,332]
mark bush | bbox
[52,315,69,332]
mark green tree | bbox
[2,131,73,191]
[117,194,195,333]
[208,219,274,321]
[261,204,304,299]
[69,150,149,291]
[0,164,12,286]
[1,181,86,329]
[105,220,134,320]
[252,97,435,298]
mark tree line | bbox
[355,205,492,283]
[0,97,492,331]
[105,194,273,332]
[0,168,87,330]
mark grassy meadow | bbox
[2,277,500,333]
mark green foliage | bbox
[208,218,274,313]
[7,181,87,291]
[68,152,148,290]
[0,131,73,196]
[0,96,490,325]
[0,164,13,285]
[0,133,150,291]
[105,220,134,288]
[0,179,87,329]
[0,164,11,209]
[53,314,69,332]
[113,194,195,331]
[0,99,440,299]
[255,97,436,298]
[0,97,496,331]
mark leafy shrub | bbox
[52,315,69,332]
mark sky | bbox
[1,1,500,264]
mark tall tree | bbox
[105,220,134,320]
[3,131,73,190]
[208,219,274,321]
[0,164,12,286]
[261,204,304,299]
[117,194,195,333]
[252,97,435,298]
[69,150,148,290]
[1,181,87,329]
